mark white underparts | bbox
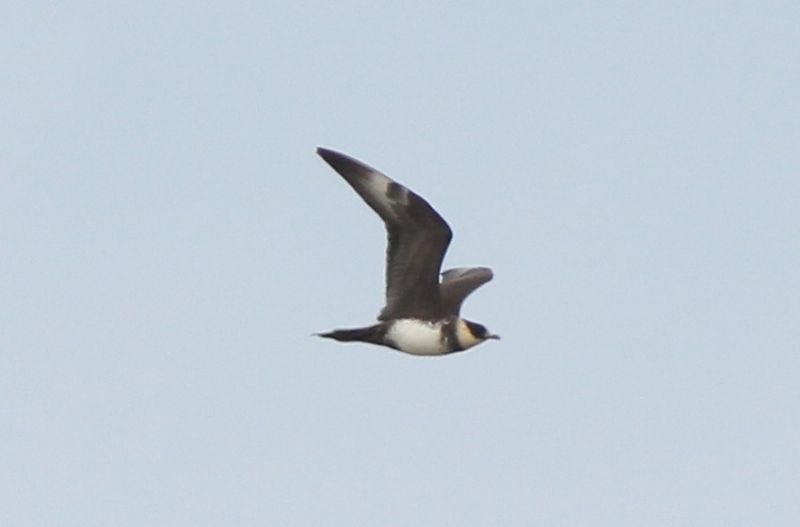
[385,319,447,356]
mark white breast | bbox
[385,319,447,356]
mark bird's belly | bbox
[385,319,447,355]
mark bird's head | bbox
[455,319,501,350]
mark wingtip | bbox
[316,146,337,159]
[316,147,346,167]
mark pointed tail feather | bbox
[315,324,384,345]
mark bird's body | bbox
[315,148,499,356]
[386,319,449,356]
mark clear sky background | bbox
[2,2,798,526]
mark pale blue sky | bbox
[2,2,799,526]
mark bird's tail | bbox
[314,324,384,345]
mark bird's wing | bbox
[439,267,493,315]
[317,147,452,320]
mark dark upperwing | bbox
[317,148,453,320]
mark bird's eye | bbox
[467,321,487,338]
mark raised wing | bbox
[439,267,493,315]
[317,148,452,320]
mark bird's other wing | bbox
[439,266,494,316]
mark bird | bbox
[314,147,499,356]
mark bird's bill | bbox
[487,334,501,340]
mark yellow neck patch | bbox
[454,318,481,350]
